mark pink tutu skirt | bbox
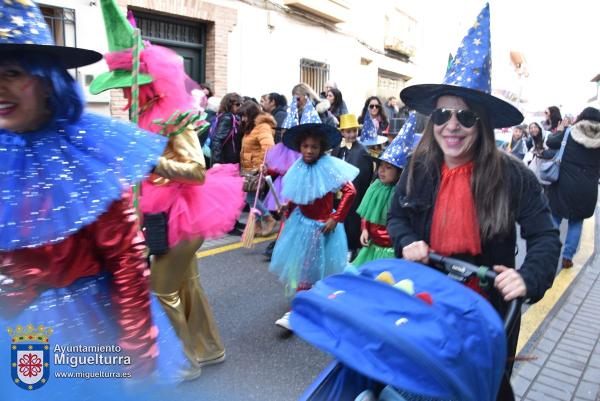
[140,163,244,246]
[265,143,300,174]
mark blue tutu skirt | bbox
[0,274,187,400]
[269,208,348,296]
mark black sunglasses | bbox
[430,108,479,128]
[368,104,381,109]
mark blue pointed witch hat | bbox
[378,112,420,169]
[400,3,522,128]
[283,96,322,128]
[359,115,388,146]
[0,0,101,68]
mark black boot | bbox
[264,240,276,261]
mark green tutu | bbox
[352,243,395,267]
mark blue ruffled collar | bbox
[0,113,166,250]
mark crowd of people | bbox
[1,1,599,401]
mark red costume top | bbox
[0,194,157,374]
[288,182,356,223]
[361,219,392,247]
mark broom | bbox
[241,164,267,248]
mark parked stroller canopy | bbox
[291,258,507,401]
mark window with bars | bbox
[39,5,76,48]
[300,58,330,95]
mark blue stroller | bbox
[292,256,518,401]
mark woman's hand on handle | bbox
[402,241,430,264]
[493,265,526,301]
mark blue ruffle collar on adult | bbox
[0,113,167,250]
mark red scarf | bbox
[430,162,481,256]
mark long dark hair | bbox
[327,88,343,114]
[546,106,562,131]
[218,92,242,113]
[267,92,288,109]
[407,98,513,240]
[528,122,545,151]
[238,100,262,134]
[358,96,388,127]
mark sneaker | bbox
[562,258,573,269]
[179,362,202,381]
[197,352,226,368]
[275,312,292,331]
[264,240,276,257]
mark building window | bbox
[377,69,409,101]
[132,11,206,83]
[300,58,330,94]
[39,5,76,48]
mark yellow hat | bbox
[339,114,362,130]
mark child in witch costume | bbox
[90,0,245,379]
[261,96,316,258]
[0,1,183,396]
[352,112,419,266]
[331,114,375,261]
[269,123,358,329]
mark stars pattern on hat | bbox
[379,112,419,169]
[11,15,25,27]
[442,3,492,94]
[1,0,54,44]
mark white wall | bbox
[224,0,417,115]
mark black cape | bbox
[331,142,374,252]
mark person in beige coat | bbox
[239,101,278,236]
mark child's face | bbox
[300,136,321,164]
[341,128,358,143]
[378,161,400,185]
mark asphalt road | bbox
[170,240,330,401]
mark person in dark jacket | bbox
[388,59,560,400]
[210,92,242,164]
[546,107,600,269]
[326,87,348,122]
[260,92,288,143]
[331,114,374,260]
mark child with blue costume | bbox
[269,122,358,330]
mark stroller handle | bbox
[428,252,519,331]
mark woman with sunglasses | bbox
[358,96,389,135]
[387,83,560,400]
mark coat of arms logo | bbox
[8,324,52,390]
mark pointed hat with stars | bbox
[400,3,523,128]
[0,0,101,68]
[378,112,420,169]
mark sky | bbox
[411,0,600,117]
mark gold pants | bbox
[151,238,224,363]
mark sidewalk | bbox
[512,207,600,401]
